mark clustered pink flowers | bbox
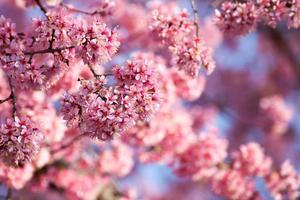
[214,2,258,36]
[150,5,216,77]
[0,0,299,199]
[215,0,300,36]
[1,8,119,90]
[260,95,293,136]
[61,53,160,140]
[0,117,42,167]
[267,161,300,200]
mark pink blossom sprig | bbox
[1,10,120,90]
[173,129,228,180]
[150,5,216,77]
[266,161,300,200]
[0,116,43,167]
[259,95,293,136]
[232,142,272,177]
[113,53,160,121]
[214,1,258,36]
[61,54,160,140]
[214,0,300,36]
[212,169,260,200]
[288,0,300,28]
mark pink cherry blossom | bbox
[259,95,293,136]
[214,1,258,36]
[232,142,272,176]
[0,116,43,167]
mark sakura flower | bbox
[150,5,216,77]
[214,1,258,36]
[212,169,259,200]
[257,0,287,28]
[260,95,293,136]
[173,129,228,180]
[0,116,43,167]
[0,162,34,189]
[287,0,300,28]
[97,141,134,177]
[266,161,300,200]
[232,142,272,176]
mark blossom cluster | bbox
[215,0,300,36]
[0,117,42,167]
[174,136,300,200]
[0,0,300,199]
[1,9,119,90]
[61,53,160,140]
[150,4,216,77]
[259,95,293,136]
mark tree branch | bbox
[87,64,113,78]
[0,77,17,118]
[24,46,75,56]
[0,96,11,104]
[190,0,199,37]
[60,3,106,16]
[35,0,48,16]
[8,78,17,118]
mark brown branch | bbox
[8,78,17,118]
[88,64,100,78]
[0,96,11,104]
[24,46,75,56]
[35,0,48,16]
[87,64,114,78]
[190,0,200,37]
[0,77,17,118]
[49,29,56,49]
[60,3,105,16]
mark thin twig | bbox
[190,0,199,37]
[24,46,75,56]
[0,96,11,104]
[50,134,86,154]
[35,0,48,16]
[49,29,56,49]
[8,78,17,118]
[60,3,105,16]
[87,64,113,78]
[0,77,17,118]
[88,64,100,78]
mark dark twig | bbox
[60,3,105,16]
[8,78,17,118]
[0,96,11,104]
[87,64,114,78]
[49,29,56,49]
[24,46,75,56]
[0,77,17,118]
[190,0,200,37]
[88,64,100,78]
[35,0,48,16]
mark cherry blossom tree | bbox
[0,0,300,199]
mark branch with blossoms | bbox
[214,0,300,36]
[0,0,299,200]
